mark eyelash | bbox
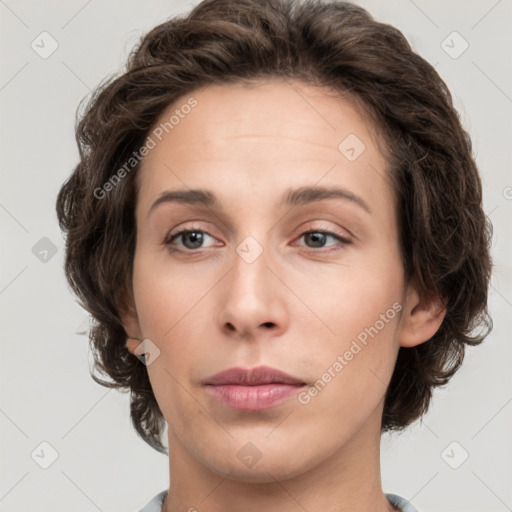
[163,226,352,254]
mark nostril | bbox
[262,322,275,328]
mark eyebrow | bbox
[147,185,371,218]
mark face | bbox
[124,79,438,483]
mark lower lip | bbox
[204,383,305,410]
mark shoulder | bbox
[137,490,168,512]
[386,493,421,512]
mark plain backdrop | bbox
[1,1,511,511]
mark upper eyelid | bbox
[166,218,351,237]
[165,226,350,248]
[166,228,216,243]
[166,224,346,238]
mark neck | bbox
[162,407,397,512]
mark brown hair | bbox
[56,0,492,453]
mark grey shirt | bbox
[138,490,420,512]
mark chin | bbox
[216,458,309,484]
[198,440,319,484]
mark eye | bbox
[163,227,351,254]
[164,228,218,252]
[295,229,351,251]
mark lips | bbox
[203,366,306,386]
[203,366,306,411]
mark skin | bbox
[123,79,445,512]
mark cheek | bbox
[296,301,401,439]
[298,254,404,402]
[306,251,404,339]
[131,255,204,420]
[131,250,212,340]
[131,252,213,399]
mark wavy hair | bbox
[56,0,493,453]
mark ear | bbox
[398,280,447,348]
[119,290,144,356]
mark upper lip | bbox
[203,366,305,386]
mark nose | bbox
[217,244,289,340]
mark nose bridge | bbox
[218,234,287,336]
[230,238,270,311]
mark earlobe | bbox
[119,293,143,355]
[398,283,447,348]
[126,337,142,355]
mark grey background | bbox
[1,1,511,511]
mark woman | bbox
[56,1,492,511]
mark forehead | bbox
[136,79,391,218]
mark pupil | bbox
[184,232,203,248]
[307,232,326,247]
[181,232,328,249]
